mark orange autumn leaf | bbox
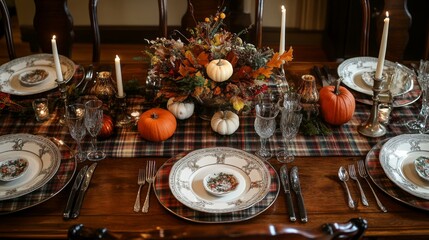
[184,50,196,66]
[196,51,210,66]
[178,64,197,79]
[266,47,294,68]
[252,66,274,79]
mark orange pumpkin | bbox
[98,114,115,139]
[137,108,177,142]
[319,80,355,126]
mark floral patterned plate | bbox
[0,134,61,200]
[379,134,429,200]
[0,54,75,95]
[168,147,271,214]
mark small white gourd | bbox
[167,98,195,120]
[210,110,240,135]
[206,59,233,82]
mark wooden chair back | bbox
[0,0,16,60]
[68,218,368,240]
[179,0,264,49]
[360,0,413,61]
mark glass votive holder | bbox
[32,98,50,121]
[378,103,392,125]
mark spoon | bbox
[338,166,356,209]
[79,64,94,94]
[49,137,76,160]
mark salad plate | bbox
[0,134,61,200]
[337,56,415,97]
[0,54,75,95]
[168,147,271,214]
[366,139,429,210]
[379,134,429,200]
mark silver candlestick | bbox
[56,79,68,125]
[358,76,386,137]
[115,93,133,127]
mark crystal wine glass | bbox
[254,102,279,160]
[85,99,106,161]
[406,60,429,132]
[65,103,86,163]
[276,107,303,163]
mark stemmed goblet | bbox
[277,107,303,163]
[85,99,106,161]
[65,103,86,163]
[276,91,302,163]
[254,102,280,160]
[406,60,429,132]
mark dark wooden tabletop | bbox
[0,62,428,239]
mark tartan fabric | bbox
[366,139,429,210]
[153,152,280,223]
[0,96,421,158]
[0,159,76,214]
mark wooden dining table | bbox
[0,60,428,239]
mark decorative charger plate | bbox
[0,134,61,200]
[379,134,429,200]
[366,139,429,210]
[337,56,415,97]
[0,54,75,95]
[168,147,271,213]
[155,150,280,223]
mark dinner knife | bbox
[63,165,88,219]
[290,166,308,223]
[71,163,97,219]
[279,165,296,222]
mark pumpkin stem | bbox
[217,59,222,66]
[334,77,342,95]
[150,112,159,119]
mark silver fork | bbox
[142,161,156,213]
[357,160,387,212]
[133,169,145,212]
[348,164,369,206]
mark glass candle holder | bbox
[32,98,50,121]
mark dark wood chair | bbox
[0,0,16,60]
[68,218,368,240]
[179,0,264,49]
[360,0,415,61]
[89,0,168,63]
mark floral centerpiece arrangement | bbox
[145,10,293,112]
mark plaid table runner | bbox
[0,95,421,158]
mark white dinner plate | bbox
[337,56,415,96]
[0,134,61,200]
[0,54,75,95]
[379,134,429,200]
[169,147,271,213]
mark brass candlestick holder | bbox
[56,79,68,125]
[358,76,386,137]
[115,94,133,127]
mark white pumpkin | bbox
[206,59,233,82]
[211,110,240,135]
[167,98,195,120]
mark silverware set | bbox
[280,164,307,222]
[134,160,156,213]
[338,160,387,212]
[63,163,98,219]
